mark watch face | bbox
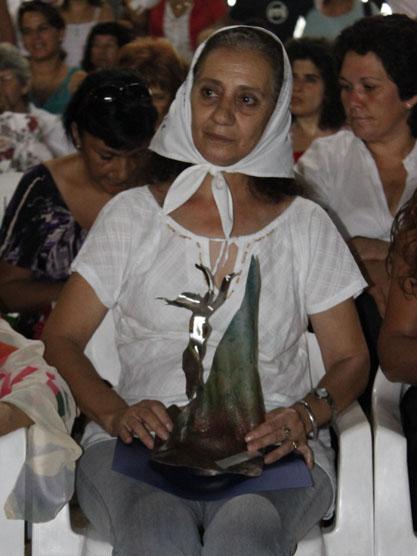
[315,387,328,398]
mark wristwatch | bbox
[313,387,336,416]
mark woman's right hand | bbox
[106,400,173,448]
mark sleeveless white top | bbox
[62,7,101,67]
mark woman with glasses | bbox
[42,27,368,555]
[0,68,157,339]
[17,0,86,116]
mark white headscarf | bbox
[149,26,294,239]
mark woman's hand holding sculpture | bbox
[245,407,314,469]
[107,400,173,448]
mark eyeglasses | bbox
[89,82,152,105]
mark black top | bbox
[230,0,314,42]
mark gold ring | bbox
[292,440,298,450]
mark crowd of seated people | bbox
[1,0,417,552]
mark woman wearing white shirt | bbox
[42,26,368,555]
[295,14,417,412]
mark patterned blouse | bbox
[0,112,52,173]
[0,164,87,337]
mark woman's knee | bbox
[203,494,291,556]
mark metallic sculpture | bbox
[158,264,236,400]
[152,257,265,477]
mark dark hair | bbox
[389,190,417,295]
[18,1,65,32]
[335,14,417,136]
[194,26,284,104]
[81,22,133,72]
[285,37,345,130]
[118,36,188,101]
[63,68,157,151]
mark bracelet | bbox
[295,399,318,440]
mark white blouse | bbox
[295,129,417,241]
[72,186,366,510]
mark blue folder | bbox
[112,439,313,501]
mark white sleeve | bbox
[294,138,335,209]
[71,195,136,308]
[301,204,367,315]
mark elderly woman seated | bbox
[0,42,72,158]
[42,26,369,555]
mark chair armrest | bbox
[372,369,416,555]
[323,401,373,556]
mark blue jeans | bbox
[76,439,332,556]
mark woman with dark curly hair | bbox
[285,37,345,161]
[379,190,417,531]
[295,14,417,414]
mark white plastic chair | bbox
[0,427,26,556]
[0,171,22,225]
[372,368,417,556]
[32,312,119,556]
[32,328,373,556]
[294,333,373,556]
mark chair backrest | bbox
[0,172,22,226]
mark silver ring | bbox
[283,425,291,439]
[291,440,298,450]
